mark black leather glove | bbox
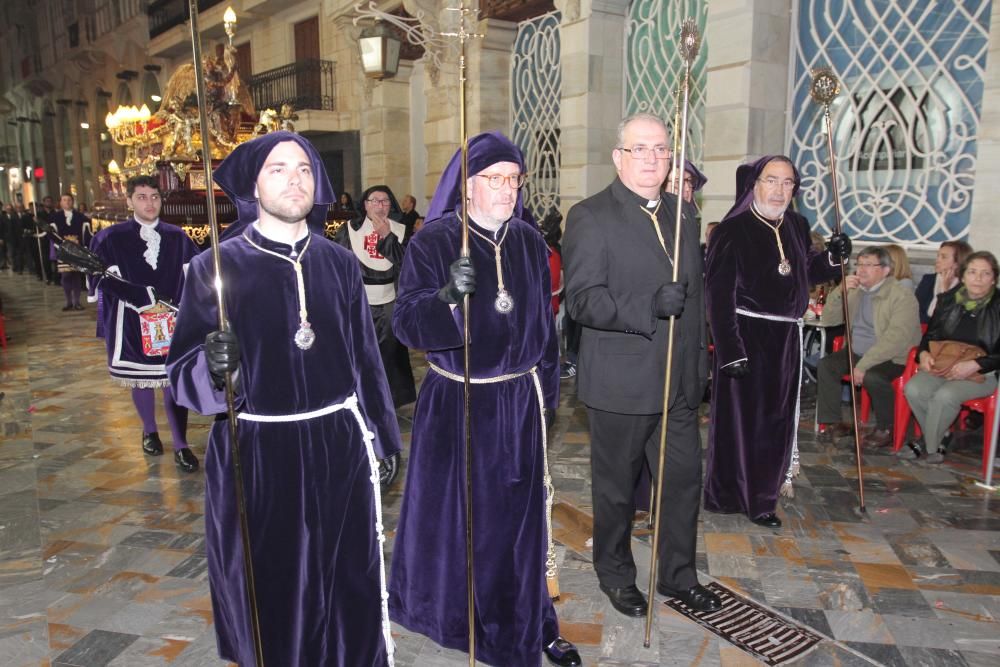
[652,282,686,318]
[543,408,556,430]
[437,257,476,305]
[205,330,240,390]
[721,359,749,379]
[378,452,401,489]
[826,233,852,262]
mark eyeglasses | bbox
[757,177,797,191]
[854,262,883,269]
[366,198,391,206]
[477,173,527,190]
[620,145,670,160]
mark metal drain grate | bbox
[664,582,823,665]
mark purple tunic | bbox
[49,209,92,262]
[388,214,560,666]
[704,208,838,517]
[89,219,198,387]
[166,225,401,666]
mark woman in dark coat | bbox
[902,251,1000,463]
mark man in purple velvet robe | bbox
[166,132,402,666]
[49,193,92,310]
[563,113,718,618]
[704,156,851,527]
[388,131,580,667]
[89,176,200,471]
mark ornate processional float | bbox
[91,10,348,248]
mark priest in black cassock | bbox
[388,131,580,667]
[167,131,401,666]
[704,155,850,527]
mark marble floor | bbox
[2,271,999,667]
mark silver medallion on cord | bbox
[494,289,514,314]
[294,322,316,350]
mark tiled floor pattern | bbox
[2,272,999,666]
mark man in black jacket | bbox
[563,113,719,617]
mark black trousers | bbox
[588,397,701,592]
[816,349,905,430]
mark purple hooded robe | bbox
[388,132,562,666]
[166,132,402,666]
[704,156,841,518]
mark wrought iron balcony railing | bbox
[148,0,225,39]
[249,59,336,113]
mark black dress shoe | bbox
[599,583,647,617]
[543,637,581,667]
[174,447,199,472]
[751,513,782,528]
[142,432,163,456]
[657,583,722,612]
[61,305,73,312]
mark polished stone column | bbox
[701,0,793,225]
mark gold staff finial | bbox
[809,67,841,106]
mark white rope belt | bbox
[735,308,804,491]
[237,395,360,422]
[238,392,395,664]
[427,362,559,583]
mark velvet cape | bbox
[89,219,198,387]
[388,212,561,666]
[704,205,839,518]
[166,225,401,666]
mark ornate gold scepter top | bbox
[644,16,701,649]
[440,3,482,665]
[809,66,866,513]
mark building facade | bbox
[1,0,996,252]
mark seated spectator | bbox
[817,246,922,447]
[915,240,973,323]
[900,251,1000,463]
[885,244,914,291]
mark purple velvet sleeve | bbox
[392,228,465,352]
[705,223,747,367]
[165,253,230,415]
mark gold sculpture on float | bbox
[103,6,268,185]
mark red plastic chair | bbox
[831,335,872,423]
[892,348,921,452]
[894,347,999,477]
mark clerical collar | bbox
[614,177,662,210]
